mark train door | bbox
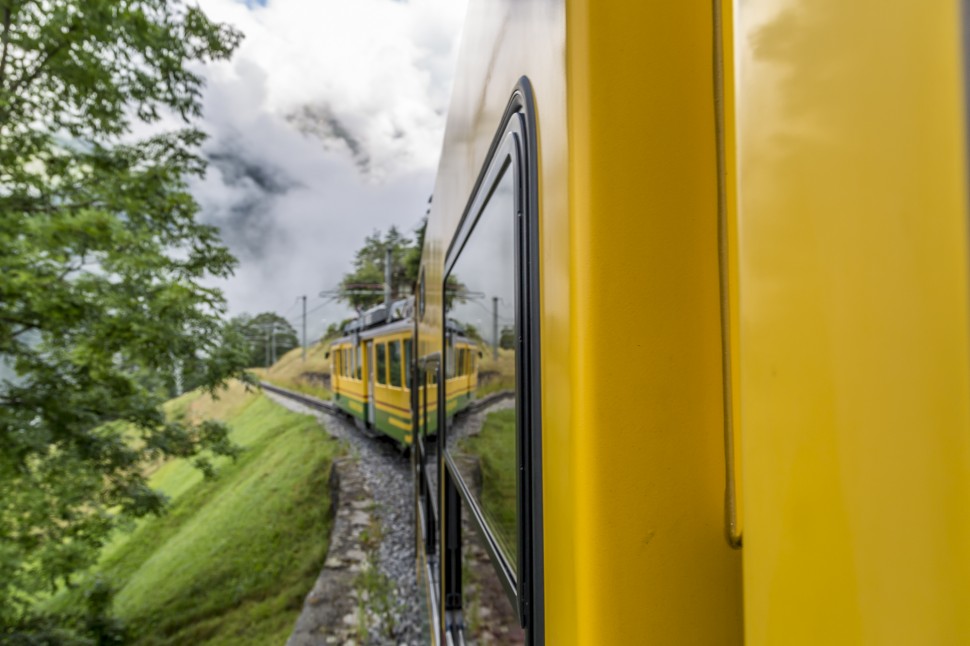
[366,340,375,427]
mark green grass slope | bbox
[64,388,340,645]
[255,341,332,400]
[461,409,517,561]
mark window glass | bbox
[345,349,350,377]
[356,344,362,380]
[389,340,402,387]
[445,337,455,379]
[445,165,517,568]
[376,343,387,385]
[404,339,412,389]
[462,521,526,642]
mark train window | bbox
[445,336,455,379]
[376,343,387,385]
[440,82,541,632]
[404,339,412,389]
[446,164,518,568]
[356,344,362,380]
[389,340,402,387]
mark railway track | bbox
[258,381,335,414]
[260,380,514,428]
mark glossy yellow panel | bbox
[736,1,970,643]
[566,1,741,642]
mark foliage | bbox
[50,392,339,645]
[0,0,246,637]
[337,218,473,314]
[338,225,416,311]
[460,409,517,561]
[230,312,300,368]
[499,325,515,350]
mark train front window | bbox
[445,164,518,569]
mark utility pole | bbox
[492,296,499,360]
[264,328,270,367]
[271,324,277,365]
[301,295,307,363]
[384,247,393,314]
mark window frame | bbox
[440,78,542,634]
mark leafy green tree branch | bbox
[0,0,248,639]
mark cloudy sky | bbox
[189,0,467,341]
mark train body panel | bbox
[735,2,970,643]
[415,0,742,642]
[562,1,743,642]
[412,0,970,643]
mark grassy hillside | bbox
[255,341,332,400]
[57,383,340,645]
[460,408,516,559]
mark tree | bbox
[0,1,245,639]
[232,312,300,368]
[339,226,415,311]
[499,326,516,350]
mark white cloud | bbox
[189,0,467,340]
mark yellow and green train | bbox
[411,0,970,644]
[329,303,478,445]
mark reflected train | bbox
[408,0,970,645]
[328,299,479,443]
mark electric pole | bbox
[384,247,393,314]
[492,296,499,360]
[302,295,307,363]
[271,324,277,365]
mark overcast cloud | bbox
[190,0,467,340]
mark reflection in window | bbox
[377,343,387,385]
[389,340,402,387]
[445,165,518,570]
[462,494,526,642]
[446,337,455,379]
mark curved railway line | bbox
[260,381,514,644]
